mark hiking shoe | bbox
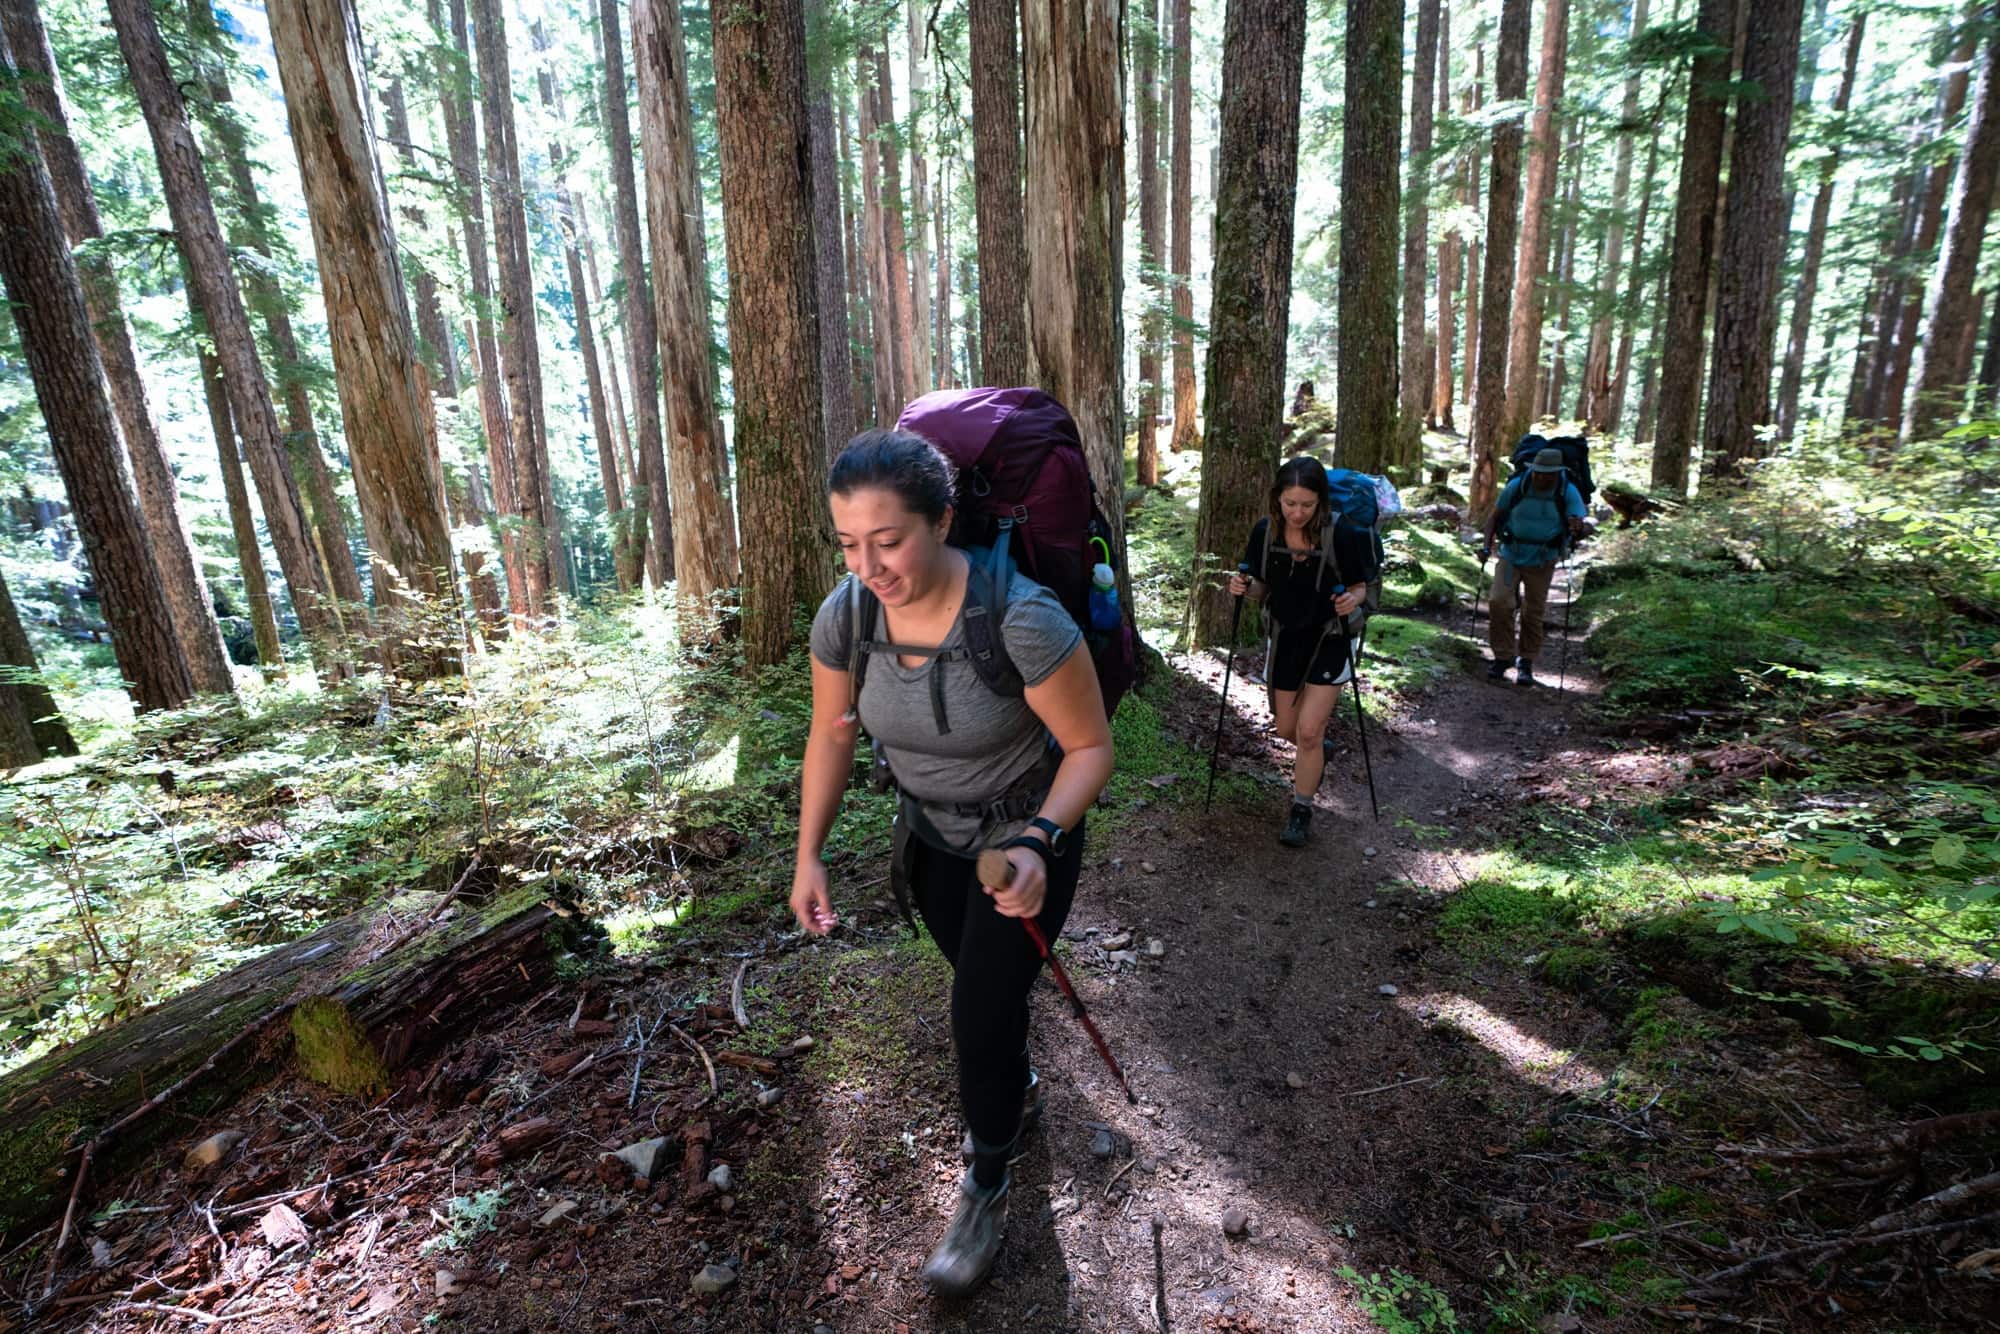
[921,1170,1009,1297]
[1515,659,1537,686]
[961,1069,1042,1162]
[1279,801,1313,848]
[1485,658,1509,681]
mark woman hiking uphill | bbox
[1226,456,1377,848]
[791,431,1114,1297]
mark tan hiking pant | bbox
[1488,558,1555,664]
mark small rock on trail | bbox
[1222,1207,1250,1237]
[691,1262,737,1295]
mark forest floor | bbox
[9,570,1995,1333]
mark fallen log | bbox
[0,883,587,1244]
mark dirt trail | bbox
[29,579,1667,1334]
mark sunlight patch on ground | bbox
[1403,992,1606,1093]
[678,733,741,792]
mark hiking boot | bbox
[961,1069,1042,1162]
[1485,657,1510,681]
[1515,659,1537,686]
[921,1170,1009,1297]
[1278,801,1313,848]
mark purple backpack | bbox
[875,386,1138,719]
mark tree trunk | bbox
[961,250,980,385]
[708,0,833,665]
[268,0,461,677]
[840,93,877,426]
[1883,23,1981,429]
[1543,119,1583,418]
[1468,0,1530,525]
[1608,116,1666,438]
[1649,0,1737,493]
[198,339,285,674]
[635,0,741,632]
[872,45,921,408]
[1192,0,1307,642]
[1701,0,1804,482]
[1398,0,1439,472]
[1501,0,1568,446]
[182,0,366,617]
[1136,0,1164,485]
[105,0,341,668]
[439,0,522,632]
[1903,25,2000,441]
[809,5,857,460]
[1432,2,1456,432]
[380,78,459,398]
[857,55,903,422]
[1774,14,1863,440]
[596,0,676,588]
[1022,0,1130,592]
[970,0,1029,386]
[1338,0,1404,477]
[906,0,935,393]
[473,0,553,617]
[1169,0,1200,451]
[1579,0,1648,432]
[0,882,577,1242]
[1854,172,1920,423]
[1979,284,2000,411]
[0,96,195,711]
[1,0,234,697]
[936,161,955,388]
[0,566,77,763]
[1462,43,1484,421]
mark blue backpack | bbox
[1497,473,1571,555]
[1323,468,1401,572]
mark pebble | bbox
[183,1129,245,1171]
[1108,949,1139,966]
[1145,938,1166,958]
[691,1263,737,1296]
[1100,930,1134,951]
[613,1137,669,1180]
[1377,984,1400,997]
[707,1164,734,1192]
[1364,899,1379,909]
[538,1200,578,1227]
[756,1086,785,1109]
[1285,1071,1305,1089]
[1363,846,1380,859]
[435,1269,461,1297]
[1140,861,1158,874]
[790,1036,815,1054]
[1222,1207,1249,1237]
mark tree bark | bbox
[1979,283,2000,411]
[1854,171,1921,422]
[1608,115,1666,438]
[1398,0,1439,472]
[1775,13,1863,440]
[809,3,857,461]
[906,0,935,393]
[1136,0,1164,485]
[473,0,554,616]
[181,0,366,617]
[936,160,955,388]
[1543,118,1583,418]
[1432,2,1457,432]
[1700,0,1804,482]
[1,0,235,697]
[450,315,510,635]
[857,54,902,423]
[1882,22,1981,429]
[380,78,459,398]
[1338,0,1404,477]
[1469,0,1529,525]
[1579,0,1648,432]
[970,0,1029,386]
[872,45,921,408]
[839,92,877,424]
[1462,43,1484,420]
[635,0,741,632]
[0,563,75,763]
[105,0,341,669]
[1501,0,1568,446]
[198,337,284,674]
[1192,0,1307,641]
[1903,20,2000,441]
[1649,0,1737,494]
[0,90,195,712]
[708,0,834,665]
[1169,0,1200,451]
[440,0,522,632]
[1022,0,1130,590]
[268,0,461,676]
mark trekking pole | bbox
[977,849,1138,1105]
[1332,586,1380,821]
[1473,545,1491,624]
[1558,551,1575,695]
[1203,564,1250,810]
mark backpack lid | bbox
[895,387,1082,476]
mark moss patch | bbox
[291,996,390,1096]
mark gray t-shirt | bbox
[810,568,1083,854]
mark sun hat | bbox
[1529,447,1566,473]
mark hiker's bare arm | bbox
[792,656,859,933]
[1333,582,1368,617]
[987,647,1114,919]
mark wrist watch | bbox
[1026,815,1067,853]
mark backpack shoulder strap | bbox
[960,556,1024,699]
[845,575,878,715]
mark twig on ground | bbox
[1342,1075,1437,1099]
[374,855,484,958]
[1104,1157,1139,1199]
[1717,1108,2000,1167]
[731,959,751,1030]
[627,1008,668,1109]
[41,1140,92,1299]
[671,1024,717,1097]
[1689,1207,2000,1293]
[103,1299,290,1325]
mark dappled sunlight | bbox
[1401,991,1606,1093]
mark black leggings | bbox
[910,820,1085,1187]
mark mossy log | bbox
[0,884,579,1244]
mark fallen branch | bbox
[373,854,485,959]
[1717,1108,2000,1167]
[731,959,751,1030]
[1689,1208,2000,1294]
[713,1050,779,1077]
[1342,1075,1436,1099]
[671,1024,717,1098]
[1859,1170,2000,1236]
[39,1141,91,1299]
[103,1299,290,1325]
[1104,1157,1138,1199]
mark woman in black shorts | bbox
[1226,456,1375,847]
